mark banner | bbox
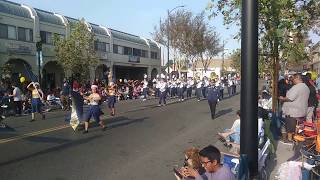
[70,106,80,130]
[129,55,140,63]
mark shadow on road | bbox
[24,136,71,144]
[0,135,103,167]
[215,108,233,119]
[107,116,148,129]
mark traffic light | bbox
[36,41,42,51]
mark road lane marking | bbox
[0,124,70,144]
[0,97,203,144]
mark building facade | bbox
[0,0,161,89]
[186,58,236,79]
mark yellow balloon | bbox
[20,76,25,83]
[311,71,317,81]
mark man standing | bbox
[207,80,220,119]
[10,83,22,116]
[279,73,310,143]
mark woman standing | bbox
[27,82,45,122]
[83,85,106,134]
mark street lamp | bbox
[167,5,185,78]
[221,40,229,77]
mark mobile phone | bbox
[173,168,183,179]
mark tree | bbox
[54,20,98,82]
[199,29,222,73]
[0,63,13,79]
[207,0,320,111]
[230,49,241,73]
[153,10,222,77]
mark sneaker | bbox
[83,130,88,134]
[102,126,107,131]
[197,99,200,102]
[30,119,35,122]
[157,104,162,107]
[279,139,293,145]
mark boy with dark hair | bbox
[183,145,235,180]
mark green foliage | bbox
[0,63,13,79]
[54,20,98,82]
[207,0,319,71]
[230,49,241,73]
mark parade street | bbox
[0,93,240,180]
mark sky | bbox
[12,0,240,61]
[11,0,320,62]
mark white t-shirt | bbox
[159,82,167,92]
[143,80,148,89]
[47,94,56,101]
[187,80,194,88]
[282,82,310,117]
[13,87,22,101]
[196,81,202,88]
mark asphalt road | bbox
[0,92,240,180]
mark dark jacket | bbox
[207,86,220,102]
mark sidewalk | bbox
[269,141,295,179]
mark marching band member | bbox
[202,77,210,98]
[83,85,106,134]
[196,77,203,101]
[142,74,148,101]
[186,77,194,99]
[106,82,117,116]
[177,78,185,101]
[158,78,167,106]
[207,79,220,119]
[27,82,45,122]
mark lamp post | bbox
[221,40,229,77]
[167,5,185,79]
[36,41,42,85]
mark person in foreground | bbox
[183,145,235,180]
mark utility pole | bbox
[222,40,225,77]
[36,41,42,85]
[167,10,170,79]
[167,5,185,79]
[240,0,259,178]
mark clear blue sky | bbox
[12,0,320,59]
[12,0,240,57]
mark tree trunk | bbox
[271,39,279,113]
